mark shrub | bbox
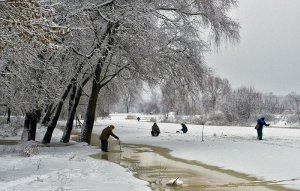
[126,115,136,120]
[19,142,39,157]
[0,116,23,137]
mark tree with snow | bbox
[76,0,240,144]
[0,0,65,51]
[1,0,240,144]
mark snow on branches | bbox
[0,0,67,51]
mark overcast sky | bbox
[206,0,300,95]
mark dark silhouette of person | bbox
[256,117,270,140]
[151,122,160,136]
[181,123,188,133]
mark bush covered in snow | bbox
[0,116,23,137]
[0,141,39,157]
[19,141,39,157]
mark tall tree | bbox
[120,80,142,113]
[221,86,262,124]
[76,0,240,143]
[262,93,284,114]
[202,76,231,112]
[285,92,300,122]
[2,0,240,144]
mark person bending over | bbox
[99,125,119,152]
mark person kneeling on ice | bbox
[256,117,270,140]
[151,122,160,137]
[99,125,119,152]
[180,123,188,133]
[176,123,188,133]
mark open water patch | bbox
[0,139,19,145]
[86,134,294,191]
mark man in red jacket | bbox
[99,125,119,152]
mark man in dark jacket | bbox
[99,125,119,152]
[256,117,270,140]
[151,122,160,136]
[181,123,188,133]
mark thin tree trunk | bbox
[7,107,11,124]
[42,82,73,144]
[41,104,54,125]
[76,114,83,127]
[68,83,77,113]
[80,64,101,144]
[61,86,83,143]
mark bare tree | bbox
[160,79,200,116]
[119,80,143,113]
[202,75,231,113]
[262,93,285,114]
[221,86,262,124]
[286,93,300,113]
[285,92,300,122]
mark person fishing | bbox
[99,125,119,152]
[180,123,188,133]
[256,117,270,140]
[151,122,160,137]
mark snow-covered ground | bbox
[0,123,151,191]
[95,113,300,190]
[1,113,300,190]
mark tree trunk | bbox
[80,64,101,144]
[21,113,30,141]
[42,82,73,144]
[61,87,83,143]
[28,112,38,141]
[7,107,11,124]
[68,83,77,113]
[80,22,119,144]
[41,104,54,125]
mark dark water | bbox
[0,139,19,145]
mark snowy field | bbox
[0,123,151,191]
[95,114,300,190]
[1,113,300,191]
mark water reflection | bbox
[101,153,108,160]
[0,139,19,145]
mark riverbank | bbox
[0,127,151,191]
